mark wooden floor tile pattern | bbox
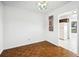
[0,41,78,57]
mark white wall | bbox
[45,2,79,54]
[78,5,79,54]
[0,2,3,54]
[4,6,45,49]
[44,14,58,46]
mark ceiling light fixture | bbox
[38,1,48,10]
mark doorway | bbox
[58,10,78,54]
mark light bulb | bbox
[38,1,47,10]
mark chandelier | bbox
[38,1,48,10]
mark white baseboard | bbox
[4,40,45,50]
[0,49,3,54]
[47,40,58,46]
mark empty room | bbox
[0,0,79,57]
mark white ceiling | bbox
[2,1,71,13]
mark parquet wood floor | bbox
[0,41,78,57]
